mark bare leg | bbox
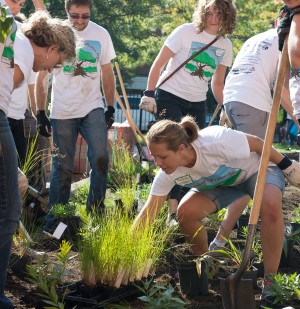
[260,184,284,275]
[177,191,217,255]
[214,195,250,241]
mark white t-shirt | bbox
[290,70,300,119]
[223,29,279,112]
[8,70,36,120]
[150,126,263,196]
[8,22,36,120]
[50,21,116,119]
[0,0,17,114]
[157,23,232,102]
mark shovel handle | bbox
[249,37,289,225]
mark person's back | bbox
[223,28,279,114]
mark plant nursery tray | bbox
[61,280,143,308]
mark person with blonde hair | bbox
[133,116,300,300]
[139,0,236,219]
[0,4,76,306]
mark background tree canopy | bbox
[22,0,283,84]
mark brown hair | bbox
[65,0,93,12]
[147,116,199,151]
[193,0,236,36]
[22,10,77,60]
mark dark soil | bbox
[5,165,300,309]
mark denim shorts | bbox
[191,166,285,211]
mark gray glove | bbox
[139,90,157,114]
[283,160,300,187]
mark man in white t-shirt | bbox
[210,28,300,255]
[36,0,116,233]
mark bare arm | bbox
[211,64,227,106]
[31,0,46,11]
[146,45,174,90]
[289,14,300,69]
[246,134,285,165]
[101,62,115,107]
[132,194,167,230]
[35,70,49,111]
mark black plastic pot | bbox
[242,266,258,288]
[279,238,294,268]
[176,260,208,297]
[237,214,249,239]
[290,222,300,233]
[62,280,143,308]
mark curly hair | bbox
[22,10,77,60]
[193,0,236,37]
[147,116,199,151]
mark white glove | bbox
[283,160,300,188]
[219,109,232,128]
[139,96,157,114]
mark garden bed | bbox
[6,186,300,309]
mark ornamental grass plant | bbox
[78,203,174,288]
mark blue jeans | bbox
[44,108,108,231]
[0,110,22,308]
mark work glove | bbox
[139,90,157,114]
[282,160,300,188]
[219,109,232,128]
[277,5,292,51]
[105,106,115,129]
[36,110,51,137]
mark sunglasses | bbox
[68,13,90,20]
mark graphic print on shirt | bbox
[0,3,17,68]
[174,165,246,189]
[63,40,100,79]
[231,40,272,75]
[185,42,225,80]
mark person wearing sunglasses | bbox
[36,0,116,235]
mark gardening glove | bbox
[139,90,157,114]
[277,5,292,51]
[219,109,232,128]
[282,160,300,187]
[105,106,115,129]
[36,110,51,137]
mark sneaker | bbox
[208,242,228,257]
[42,230,56,239]
[166,212,178,228]
[283,160,300,187]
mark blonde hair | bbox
[193,0,236,37]
[22,10,76,59]
[147,116,199,151]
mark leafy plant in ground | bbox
[27,240,72,308]
[204,208,226,230]
[135,277,185,309]
[266,272,300,305]
[49,202,79,218]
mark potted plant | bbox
[236,200,252,239]
[204,208,226,243]
[262,273,300,307]
[290,205,300,233]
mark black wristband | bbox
[36,110,46,116]
[220,105,225,111]
[277,155,292,170]
[143,90,155,98]
[107,106,115,114]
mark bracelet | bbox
[220,105,225,111]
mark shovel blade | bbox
[220,277,256,309]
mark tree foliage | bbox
[21,0,284,82]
